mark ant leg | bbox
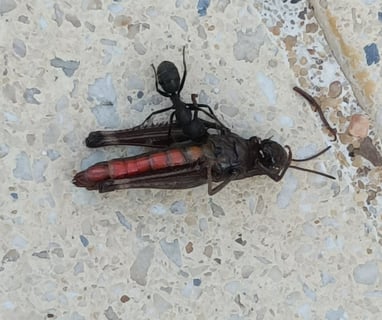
[188,95,223,125]
[167,111,176,140]
[193,103,220,122]
[188,95,228,132]
[190,94,199,120]
[187,103,228,132]
[151,64,170,97]
[178,46,187,94]
[140,106,174,126]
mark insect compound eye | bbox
[258,141,285,170]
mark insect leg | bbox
[167,111,176,140]
[187,103,228,133]
[207,164,238,195]
[188,94,228,131]
[140,106,174,126]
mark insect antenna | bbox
[289,145,335,179]
[288,165,335,180]
[292,146,331,162]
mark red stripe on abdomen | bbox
[73,145,204,188]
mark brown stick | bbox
[293,86,337,142]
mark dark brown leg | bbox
[207,163,238,195]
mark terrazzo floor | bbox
[1,1,382,319]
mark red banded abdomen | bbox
[73,146,203,189]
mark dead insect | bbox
[73,121,335,195]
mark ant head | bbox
[157,61,181,95]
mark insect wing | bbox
[85,122,190,148]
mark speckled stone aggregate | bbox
[1,1,382,319]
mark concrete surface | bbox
[1,1,382,319]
